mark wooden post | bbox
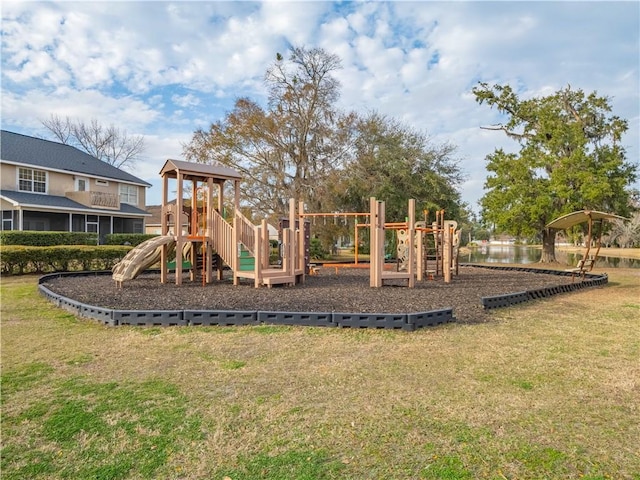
[407,199,415,288]
[289,198,296,278]
[232,180,239,285]
[261,219,269,269]
[378,200,385,287]
[298,200,306,283]
[416,227,423,282]
[254,225,261,288]
[189,242,196,282]
[175,171,184,285]
[354,220,359,265]
[369,197,385,288]
[206,177,214,284]
[160,172,168,284]
[189,179,197,283]
[584,212,593,260]
[215,180,224,281]
[432,221,440,277]
[369,197,378,287]
[443,223,452,284]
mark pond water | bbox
[462,245,640,268]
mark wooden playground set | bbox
[112,160,462,288]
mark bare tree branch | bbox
[41,115,145,170]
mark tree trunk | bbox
[539,228,557,263]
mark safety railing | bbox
[210,209,234,266]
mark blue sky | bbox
[2,1,639,212]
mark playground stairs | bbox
[210,208,299,287]
[238,245,255,271]
[234,244,298,287]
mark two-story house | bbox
[0,130,151,243]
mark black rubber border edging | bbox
[37,265,606,329]
[459,263,609,310]
[37,271,454,330]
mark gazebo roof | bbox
[546,210,628,230]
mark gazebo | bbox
[547,209,628,276]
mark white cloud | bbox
[171,93,200,109]
[260,1,329,46]
[1,88,159,132]
[1,1,637,212]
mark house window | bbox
[76,177,89,192]
[2,211,13,230]
[86,215,98,233]
[18,168,47,193]
[119,184,138,205]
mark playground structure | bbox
[302,207,459,273]
[368,197,461,286]
[160,159,308,288]
[304,200,460,285]
[112,159,461,288]
[113,159,306,288]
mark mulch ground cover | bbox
[43,265,578,323]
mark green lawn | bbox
[1,268,639,479]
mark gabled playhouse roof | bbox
[0,130,151,186]
[159,159,242,182]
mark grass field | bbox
[1,266,639,479]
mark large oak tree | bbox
[473,83,637,262]
[184,45,467,241]
[184,47,355,218]
[331,112,464,222]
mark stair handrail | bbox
[234,210,256,254]
[210,209,234,267]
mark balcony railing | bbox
[91,191,119,208]
[66,191,120,210]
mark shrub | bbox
[310,237,329,260]
[104,234,158,246]
[0,231,98,246]
[0,245,131,275]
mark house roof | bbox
[160,158,242,182]
[0,190,150,217]
[1,130,151,187]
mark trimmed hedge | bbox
[104,233,158,246]
[0,231,98,246]
[0,245,131,275]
